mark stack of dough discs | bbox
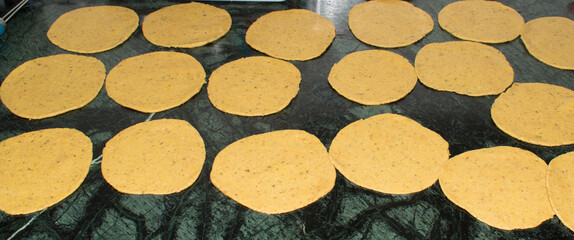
[438,1,524,43]
[245,9,335,60]
[47,6,139,53]
[439,146,554,230]
[348,0,433,48]
[142,2,231,48]
[207,56,301,116]
[547,151,574,232]
[491,83,574,146]
[0,54,106,119]
[521,17,574,70]
[414,41,514,96]
[329,113,449,194]
[105,51,206,113]
[102,119,205,195]
[210,130,336,214]
[0,128,92,215]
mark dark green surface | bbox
[1,0,574,239]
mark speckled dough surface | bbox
[521,17,574,70]
[547,151,574,232]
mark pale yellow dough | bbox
[521,17,574,70]
[547,151,574,232]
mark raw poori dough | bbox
[547,151,574,232]
[521,17,574,70]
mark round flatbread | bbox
[491,83,574,146]
[329,113,449,194]
[438,1,524,43]
[102,119,205,195]
[210,130,336,214]
[348,0,433,48]
[142,2,231,48]
[547,151,574,232]
[105,51,205,113]
[47,6,138,53]
[245,9,335,60]
[521,17,574,70]
[328,50,417,105]
[415,41,514,96]
[207,56,301,116]
[0,128,92,215]
[439,146,554,230]
[0,54,105,119]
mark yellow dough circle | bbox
[348,0,434,48]
[207,56,301,116]
[142,2,231,48]
[102,119,205,195]
[0,128,92,215]
[439,146,554,230]
[438,1,524,43]
[329,113,450,194]
[521,17,574,70]
[245,9,335,60]
[210,130,336,214]
[547,151,574,232]
[415,41,514,96]
[0,54,105,119]
[491,83,574,146]
[47,6,139,53]
[105,51,206,113]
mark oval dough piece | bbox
[0,128,92,215]
[438,1,524,43]
[521,17,574,70]
[47,6,138,53]
[439,146,554,230]
[245,9,335,60]
[491,83,574,146]
[0,54,105,119]
[415,41,514,96]
[105,51,206,113]
[547,151,574,232]
[102,119,205,195]
[207,56,301,116]
[210,130,336,214]
[142,2,231,48]
[348,1,433,48]
[329,113,449,194]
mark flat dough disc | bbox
[142,2,231,48]
[47,6,138,53]
[328,50,417,105]
[210,130,336,214]
[207,56,301,116]
[415,41,514,96]
[348,1,433,48]
[105,51,206,113]
[102,119,205,195]
[329,113,449,194]
[438,1,524,43]
[491,83,574,146]
[439,146,554,230]
[547,151,574,232]
[245,9,335,60]
[521,17,574,70]
[0,54,105,119]
[0,128,92,215]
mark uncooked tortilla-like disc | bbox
[142,2,231,48]
[521,17,574,70]
[210,130,336,214]
[348,0,433,48]
[439,146,554,230]
[0,54,105,119]
[0,128,92,215]
[491,83,574,146]
[329,113,449,194]
[415,41,514,96]
[547,151,574,232]
[207,56,301,116]
[245,9,335,60]
[438,1,524,43]
[102,119,205,195]
[328,50,417,105]
[47,6,138,53]
[105,51,206,113]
